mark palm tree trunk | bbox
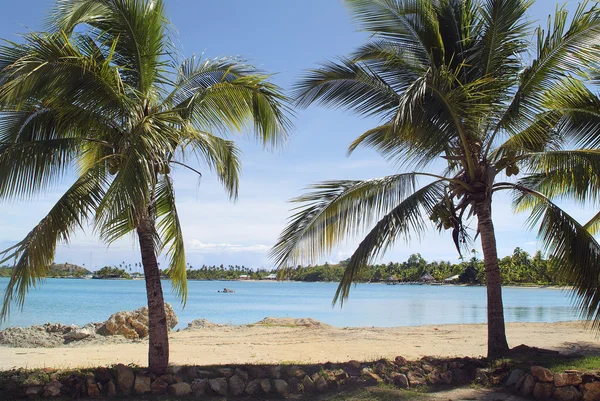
[475,199,510,359]
[137,216,169,374]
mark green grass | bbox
[313,387,425,400]
[521,355,600,373]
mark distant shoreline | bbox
[0,276,571,289]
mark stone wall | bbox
[506,366,600,401]
[1,357,598,400]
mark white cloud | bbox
[187,240,270,254]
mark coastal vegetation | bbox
[0,263,89,278]
[0,247,570,285]
[93,266,131,280]
[272,0,600,360]
[282,248,565,286]
[0,0,291,375]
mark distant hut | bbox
[420,273,435,283]
[386,275,398,285]
[239,274,249,280]
[265,273,278,280]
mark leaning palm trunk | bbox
[137,215,169,374]
[475,200,509,358]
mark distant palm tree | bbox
[272,0,600,358]
[0,0,290,373]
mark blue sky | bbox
[0,1,593,272]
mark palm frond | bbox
[518,150,600,205]
[499,1,600,134]
[1,166,107,320]
[470,0,532,86]
[294,58,401,119]
[584,211,600,236]
[174,69,292,148]
[510,185,600,330]
[333,180,446,304]
[155,174,187,305]
[50,0,170,93]
[343,0,443,66]
[180,129,241,200]
[271,173,427,269]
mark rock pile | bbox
[506,365,600,401]
[97,304,178,339]
[0,304,177,347]
[251,317,331,328]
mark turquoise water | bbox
[0,278,580,329]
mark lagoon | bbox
[0,278,580,330]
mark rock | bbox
[151,378,168,395]
[217,367,234,378]
[362,370,383,385]
[168,382,191,396]
[190,379,207,396]
[94,368,113,384]
[248,366,266,379]
[555,372,583,387]
[133,374,151,395]
[234,368,249,382]
[407,371,427,387]
[106,380,117,397]
[374,362,387,375]
[87,380,100,398]
[391,372,409,389]
[334,370,348,383]
[452,367,474,384]
[209,377,228,396]
[506,369,526,386]
[273,379,289,396]
[270,365,282,379]
[115,364,135,394]
[346,360,362,376]
[260,379,272,394]
[303,375,316,393]
[288,377,301,394]
[430,370,453,385]
[533,382,554,400]
[25,386,42,399]
[315,376,328,392]
[185,319,220,330]
[518,374,536,397]
[42,381,62,398]
[100,304,177,339]
[42,384,61,397]
[158,374,176,385]
[531,366,554,382]
[394,356,408,366]
[63,326,95,342]
[252,317,330,328]
[554,386,583,401]
[229,375,245,396]
[422,363,434,373]
[583,382,600,401]
[286,365,306,378]
[245,379,262,395]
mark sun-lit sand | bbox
[1,321,598,370]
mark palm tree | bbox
[272,0,600,358]
[0,0,291,374]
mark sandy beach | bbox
[1,321,598,370]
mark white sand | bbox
[1,321,597,370]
